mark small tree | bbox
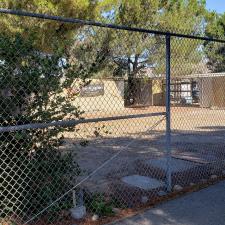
[95,0,206,106]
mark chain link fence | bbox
[1,9,225,225]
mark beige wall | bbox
[73,79,125,112]
[72,78,166,113]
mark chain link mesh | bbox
[0,11,225,225]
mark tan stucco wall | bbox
[73,79,125,112]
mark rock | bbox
[141,195,149,204]
[60,210,70,218]
[189,183,195,187]
[92,214,99,221]
[70,206,86,220]
[173,185,183,191]
[112,208,120,214]
[158,190,167,197]
[210,175,218,179]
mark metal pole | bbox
[166,34,172,192]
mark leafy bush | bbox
[0,33,82,220]
[85,194,114,217]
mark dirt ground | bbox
[61,106,225,193]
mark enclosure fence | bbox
[1,9,225,225]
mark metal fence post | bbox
[166,34,172,192]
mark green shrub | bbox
[0,33,82,220]
[86,194,114,217]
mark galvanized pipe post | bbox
[166,34,172,192]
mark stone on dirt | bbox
[112,208,121,214]
[173,185,183,191]
[92,214,99,221]
[70,206,86,220]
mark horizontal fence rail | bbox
[0,8,225,43]
[0,112,166,132]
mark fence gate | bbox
[1,9,225,225]
[167,78,200,105]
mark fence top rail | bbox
[0,8,225,43]
[0,112,166,133]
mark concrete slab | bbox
[146,157,200,173]
[121,175,164,191]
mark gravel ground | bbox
[61,106,225,192]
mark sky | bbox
[206,0,225,14]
